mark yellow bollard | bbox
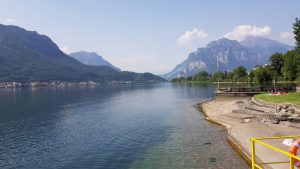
[290,156,294,169]
[251,138,256,169]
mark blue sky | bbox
[0,0,298,74]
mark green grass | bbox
[255,92,300,105]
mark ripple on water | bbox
[0,84,249,169]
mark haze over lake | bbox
[0,83,248,169]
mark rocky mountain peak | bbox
[162,36,293,80]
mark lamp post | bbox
[273,76,277,113]
[217,57,220,91]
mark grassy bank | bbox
[255,92,300,105]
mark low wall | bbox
[216,92,260,97]
[252,97,300,113]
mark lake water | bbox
[0,83,249,169]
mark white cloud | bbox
[60,46,71,54]
[224,25,271,41]
[177,28,208,44]
[279,31,295,45]
[280,32,293,40]
[3,18,16,25]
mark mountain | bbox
[0,24,165,82]
[163,37,293,80]
[240,36,294,64]
[69,51,121,71]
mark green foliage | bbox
[186,76,193,81]
[254,65,273,86]
[227,72,234,82]
[211,71,226,82]
[281,50,297,81]
[294,17,300,53]
[170,77,185,82]
[232,66,247,82]
[296,52,300,80]
[269,53,284,76]
[192,71,209,81]
[293,17,300,81]
[248,70,255,83]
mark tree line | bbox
[171,18,300,86]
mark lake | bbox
[0,83,249,169]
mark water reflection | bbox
[0,83,248,169]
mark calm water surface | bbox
[0,83,249,169]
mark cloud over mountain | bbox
[280,32,293,39]
[224,25,271,41]
[177,28,208,44]
[60,46,71,54]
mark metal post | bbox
[217,57,220,90]
[290,156,294,169]
[251,138,256,169]
[274,78,277,113]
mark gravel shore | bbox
[198,97,300,169]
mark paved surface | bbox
[201,97,300,169]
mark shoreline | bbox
[197,97,300,169]
[0,81,164,89]
[197,100,252,167]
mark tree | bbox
[233,66,247,81]
[269,53,284,76]
[294,17,300,53]
[227,72,234,82]
[192,71,209,81]
[186,76,193,81]
[211,71,226,82]
[248,70,255,83]
[171,77,185,82]
[254,65,273,86]
[282,50,297,81]
[293,18,300,81]
[296,54,300,81]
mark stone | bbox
[243,119,251,123]
[270,119,280,124]
[286,108,295,114]
[261,118,267,123]
[278,109,286,114]
[277,106,282,112]
[209,157,217,163]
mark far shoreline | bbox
[0,81,166,89]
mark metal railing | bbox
[251,135,300,169]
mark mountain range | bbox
[0,24,164,83]
[163,36,293,80]
[69,51,121,71]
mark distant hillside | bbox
[163,37,293,80]
[240,36,293,64]
[0,24,165,82]
[70,51,121,71]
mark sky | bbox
[0,0,298,74]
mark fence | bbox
[251,135,300,169]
